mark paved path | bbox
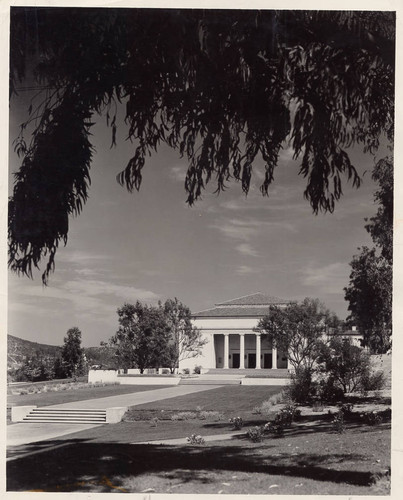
[44,384,222,409]
[7,422,102,448]
[7,385,222,448]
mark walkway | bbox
[7,384,221,447]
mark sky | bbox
[8,92,383,347]
[5,5,393,348]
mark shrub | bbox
[150,417,159,427]
[316,377,345,403]
[182,368,190,375]
[338,403,354,416]
[187,434,205,445]
[171,411,197,421]
[287,367,316,403]
[199,411,224,421]
[361,370,385,392]
[229,416,243,430]
[252,405,262,415]
[332,410,345,434]
[247,426,265,442]
[193,365,202,374]
[161,369,170,374]
[360,409,391,426]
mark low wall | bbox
[11,405,37,422]
[88,370,119,384]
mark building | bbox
[179,292,294,372]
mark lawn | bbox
[7,419,390,494]
[7,385,391,494]
[7,384,167,409]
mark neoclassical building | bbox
[180,293,293,372]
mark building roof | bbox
[215,292,292,307]
[193,306,277,318]
[193,293,294,318]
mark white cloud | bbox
[236,265,258,275]
[169,166,186,183]
[236,243,259,257]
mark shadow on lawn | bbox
[7,438,375,493]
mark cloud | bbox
[301,262,350,294]
[236,265,258,275]
[236,243,259,257]
[169,166,186,183]
[211,217,297,242]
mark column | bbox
[211,333,216,369]
[223,334,229,369]
[255,333,261,369]
[239,334,245,369]
[272,345,277,369]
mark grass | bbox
[6,385,391,494]
[7,385,167,409]
[133,385,282,413]
[7,419,390,494]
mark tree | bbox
[344,157,393,353]
[160,298,207,373]
[8,8,395,283]
[61,327,85,378]
[318,336,373,394]
[255,297,336,371]
[109,302,171,373]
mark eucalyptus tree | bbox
[9,8,395,283]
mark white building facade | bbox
[179,293,293,372]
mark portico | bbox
[179,292,293,372]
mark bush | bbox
[229,416,243,430]
[316,377,345,403]
[182,368,190,375]
[171,411,197,421]
[287,367,316,403]
[361,370,385,392]
[161,369,170,374]
[247,426,265,442]
[332,410,345,434]
[198,411,224,421]
[193,365,202,374]
[187,434,205,445]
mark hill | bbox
[7,334,62,370]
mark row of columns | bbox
[222,333,277,369]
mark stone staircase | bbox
[21,407,107,424]
[180,378,240,385]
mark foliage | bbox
[11,354,55,382]
[61,327,85,379]
[198,411,224,421]
[256,298,337,371]
[247,426,265,442]
[8,8,395,284]
[229,416,244,430]
[332,410,346,434]
[318,337,382,394]
[186,434,205,445]
[360,408,391,426]
[361,370,386,393]
[287,367,317,403]
[108,302,171,373]
[344,157,393,353]
[160,298,207,373]
[315,377,345,403]
[193,365,202,374]
[171,411,198,421]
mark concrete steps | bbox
[22,408,107,424]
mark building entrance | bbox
[232,353,240,368]
[248,353,256,368]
